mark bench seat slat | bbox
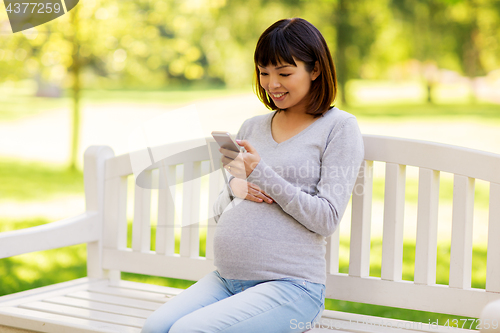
[108,279,183,296]
[45,296,154,318]
[317,309,476,333]
[20,301,146,328]
[87,284,174,303]
[67,291,162,311]
[0,306,141,333]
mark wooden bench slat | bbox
[449,175,474,289]
[349,160,373,277]
[102,248,216,281]
[87,284,173,303]
[486,182,500,292]
[414,168,440,285]
[381,163,406,281]
[67,291,162,311]
[0,278,104,307]
[318,309,476,333]
[45,296,154,318]
[363,135,500,184]
[326,273,494,318]
[206,168,223,260]
[132,170,152,253]
[182,162,203,258]
[155,164,176,256]
[20,301,146,328]
[103,176,128,251]
[326,227,340,274]
[0,306,141,333]
[109,279,183,296]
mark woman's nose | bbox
[269,76,281,88]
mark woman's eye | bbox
[259,73,290,77]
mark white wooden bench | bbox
[1,135,500,333]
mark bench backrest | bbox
[91,134,500,318]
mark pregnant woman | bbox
[142,17,364,333]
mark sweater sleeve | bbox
[245,117,365,237]
[212,121,247,223]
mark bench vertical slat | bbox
[327,230,340,274]
[206,169,223,260]
[103,175,128,280]
[180,162,201,258]
[486,182,500,292]
[414,168,440,285]
[349,160,373,277]
[132,170,152,253]
[449,175,474,289]
[156,164,177,256]
[381,163,406,281]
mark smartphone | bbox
[211,131,246,153]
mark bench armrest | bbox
[481,299,500,332]
[0,212,100,259]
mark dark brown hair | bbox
[253,18,337,118]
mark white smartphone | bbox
[211,131,246,153]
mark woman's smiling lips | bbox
[270,92,288,101]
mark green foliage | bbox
[2,0,498,91]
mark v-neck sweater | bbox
[212,107,365,285]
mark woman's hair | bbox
[253,18,337,118]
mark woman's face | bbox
[258,57,319,115]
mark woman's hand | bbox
[219,140,261,179]
[230,178,274,204]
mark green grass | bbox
[349,102,500,122]
[0,219,484,329]
[0,158,84,201]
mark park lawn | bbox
[1,83,500,123]
[0,85,248,122]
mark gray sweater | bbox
[212,107,365,285]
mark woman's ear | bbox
[312,61,320,81]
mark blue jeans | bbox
[141,270,326,333]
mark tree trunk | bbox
[70,5,81,171]
[335,0,349,106]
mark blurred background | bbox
[1,0,499,326]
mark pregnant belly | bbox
[213,198,324,256]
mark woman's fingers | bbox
[248,185,273,203]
